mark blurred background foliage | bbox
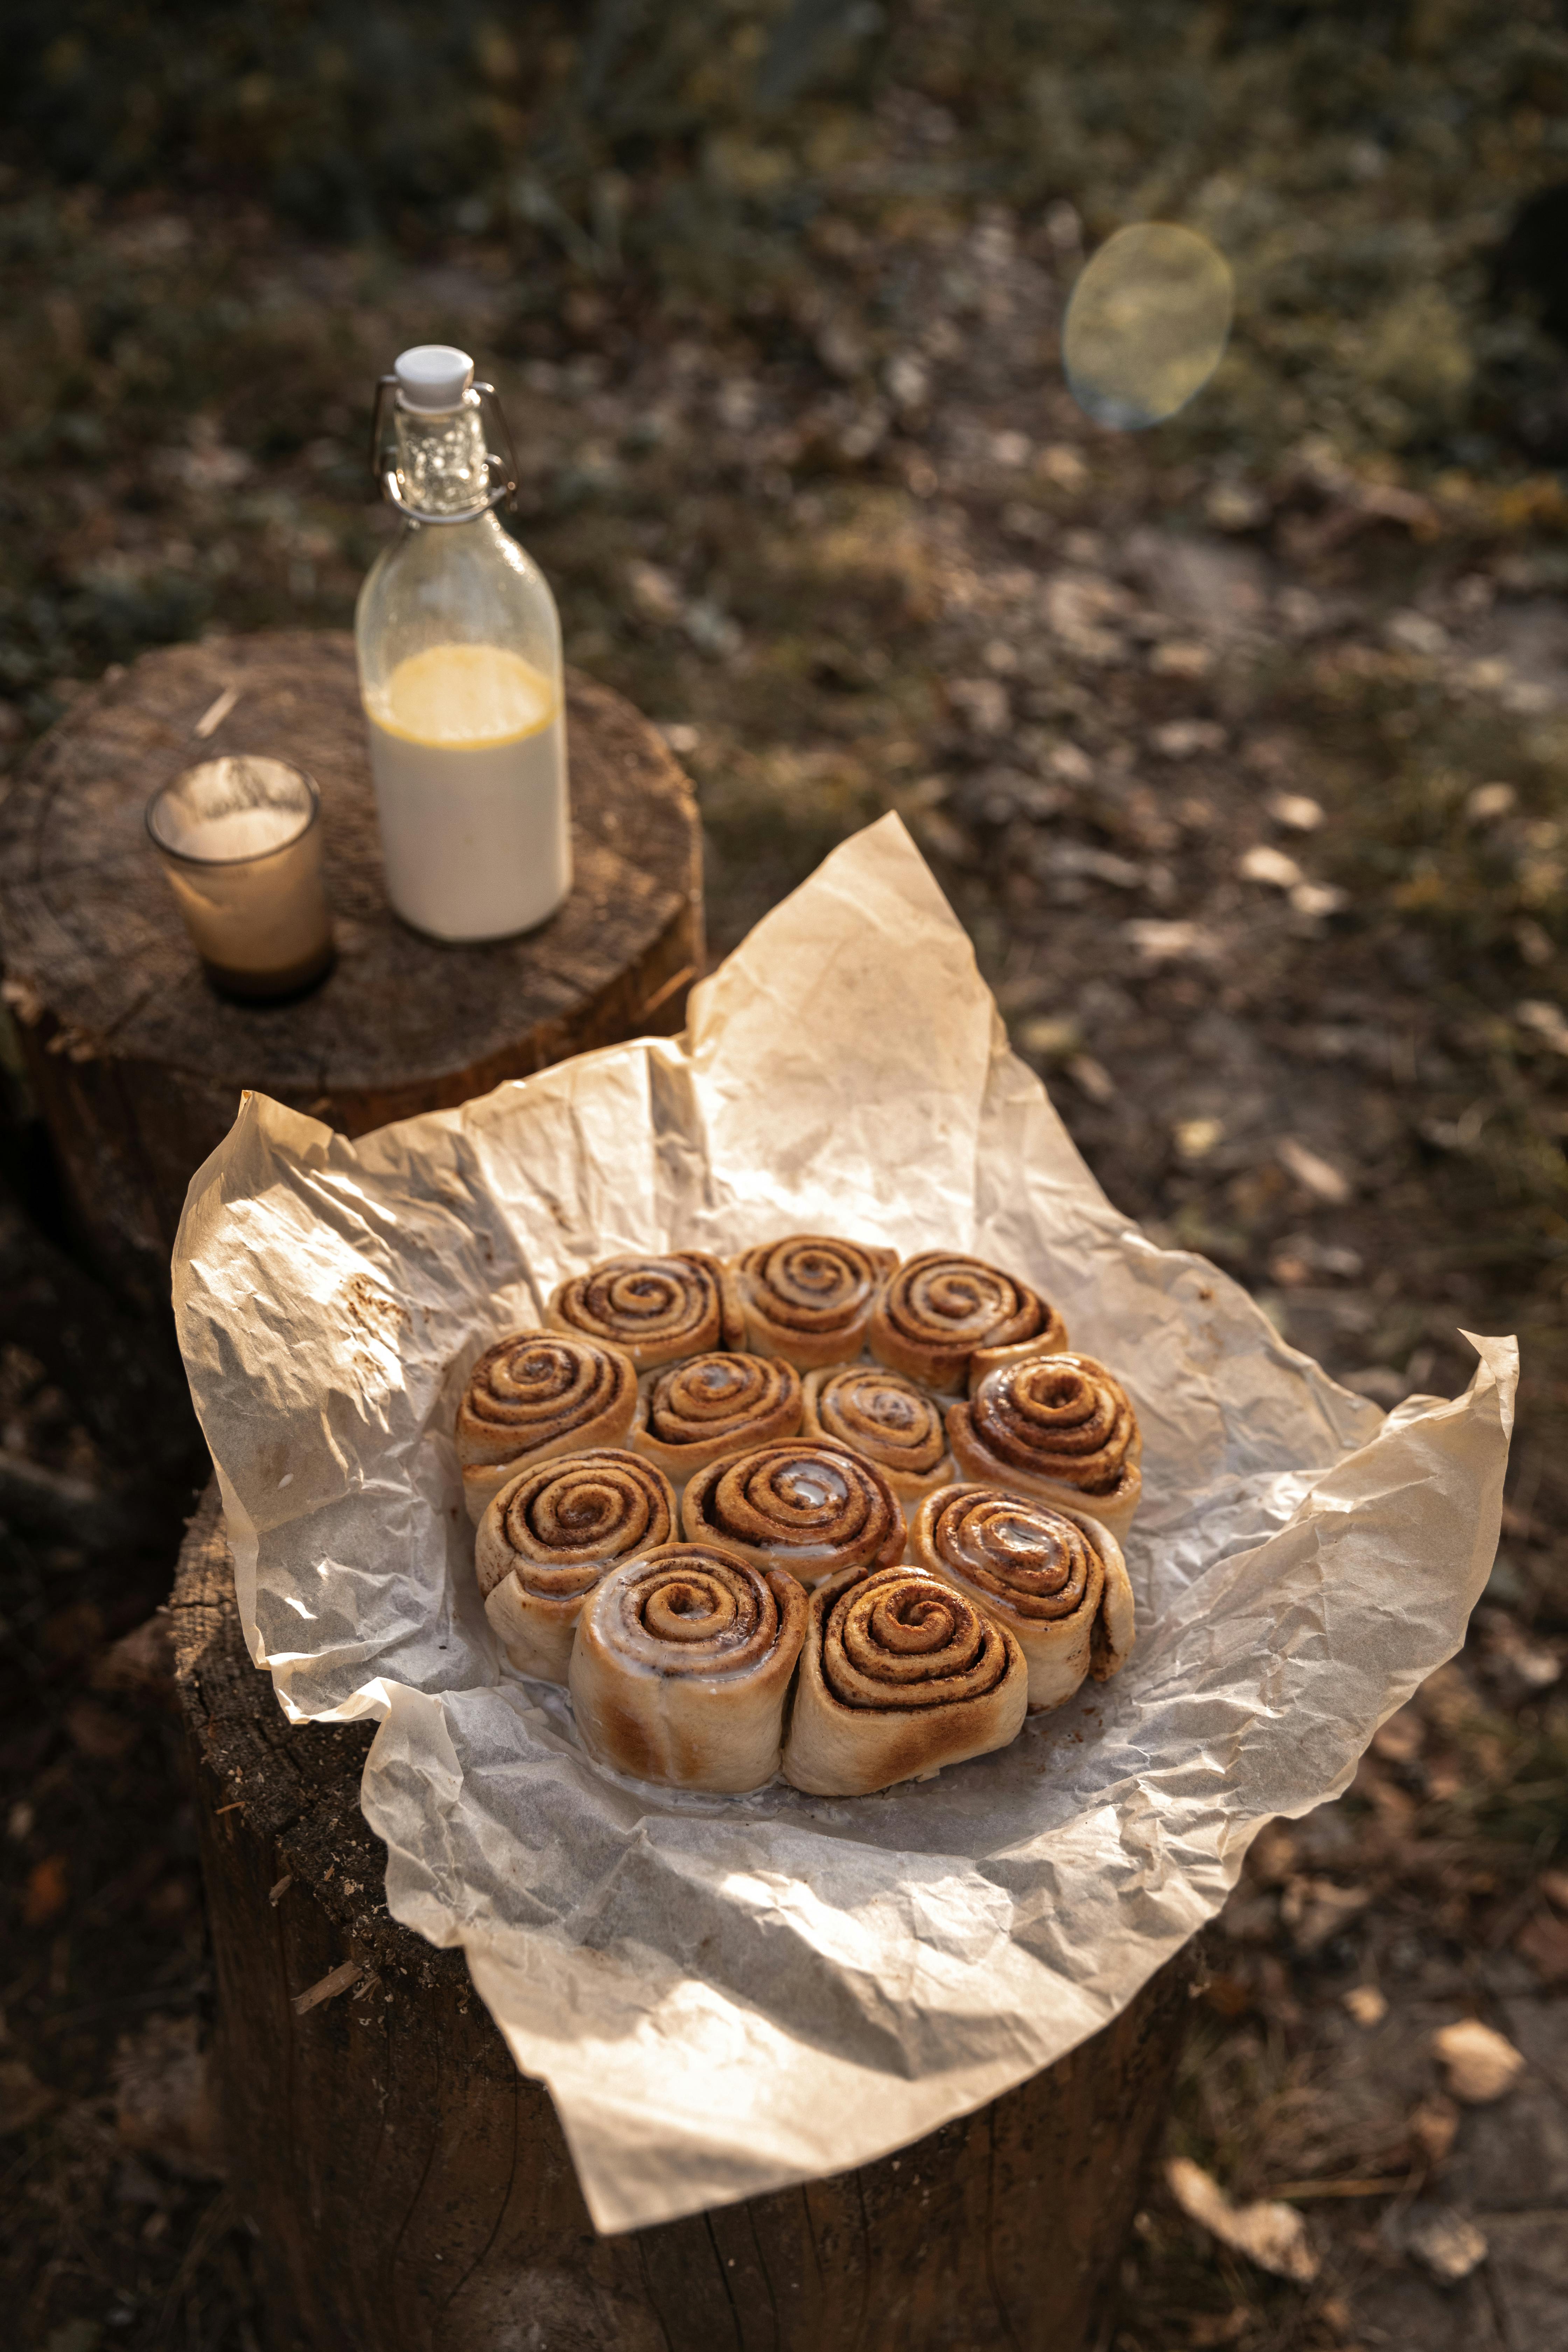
[4,0,1568,460]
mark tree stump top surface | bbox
[0,631,699,1105]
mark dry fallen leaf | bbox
[625,559,682,624]
[1371,1708,1425,1765]
[1175,1116,1225,1162]
[1281,1874,1371,1954]
[1152,718,1226,760]
[1480,1617,1562,1693]
[1288,880,1347,919]
[1152,639,1213,678]
[1432,2018,1525,2104]
[1409,2094,1460,2165]
[113,2013,223,2179]
[1065,1051,1116,1103]
[1203,1972,1253,2019]
[1248,1821,1299,1884]
[1516,1909,1568,1987]
[22,1853,68,1927]
[1405,2204,1488,2283]
[1515,915,1554,965]
[1516,999,1568,1056]
[1015,1014,1080,1060]
[1185,2312,1249,2347]
[1342,1984,1388,2029]
[1266,790,1325,832]
[1466,781,1516,825]
[1123,916,1224,966]
[1166,2157,1320,2283]
[1239,843,1305,890]
[1275,1136,1353,1205]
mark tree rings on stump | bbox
[0,632,702,1312]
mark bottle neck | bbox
[391,395,492,519]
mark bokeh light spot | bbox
[1063,224,1234,430]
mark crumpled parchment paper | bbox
[173,813,1517,2234]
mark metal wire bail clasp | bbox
[368,377,521,525]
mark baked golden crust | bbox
[632,1350,803,1482]
[568,1541,808,1792]
[548,1251,742,1368]
[946,1351,1142,1536]
[681,1437,905,1588]
[476,1450,677,1683]
[910,1482,1134,1710]
[728,1236,898,1370]
[801,1362,953,1498]
[867,1250,1068,1393]
[457,1332,639,1524]
[780,1563,1028,1796]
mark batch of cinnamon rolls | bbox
[455,1238,1139,1800]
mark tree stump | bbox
[173,1485,1193,2352]
[0,632,701,1317]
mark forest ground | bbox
[3,7,1568,2345]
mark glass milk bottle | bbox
[356,344,572,940]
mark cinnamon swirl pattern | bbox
[802,1363,953,1498]
[476,1450,677,1683]
[548,1251,741,1368]
[457,1333,639,1523]
[681,1438,905,1589]
[910,1483,1134,1710]
[782,1564,1028,1796]
[729,1235,897,1370]
[868,1251,1068,1393]
[633,1350,802,1482]
[569,1542,808,1792]
[947,1352,1142,1535]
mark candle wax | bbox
[161,804,306,862]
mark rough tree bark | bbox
[173,1486,1193,2352]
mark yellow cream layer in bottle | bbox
[364,643,571,941]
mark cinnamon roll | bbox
[681,1438,905,1589]
[457,1332,638,1524]
[476,1450,677,1683]
[946,1352,1141,1535]
[569,1542,808,1792]
[633,1351,803,1483]
[781,1564,1028,1797]
[910,1483,1134,1710]
[548,1251,742,1368]
[728,1235,897,1369]
[802,1363,953,1499]
[867,1250,1068,1393]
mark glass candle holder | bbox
[146,756,335,1001]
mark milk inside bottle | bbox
[356,345,572,941]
